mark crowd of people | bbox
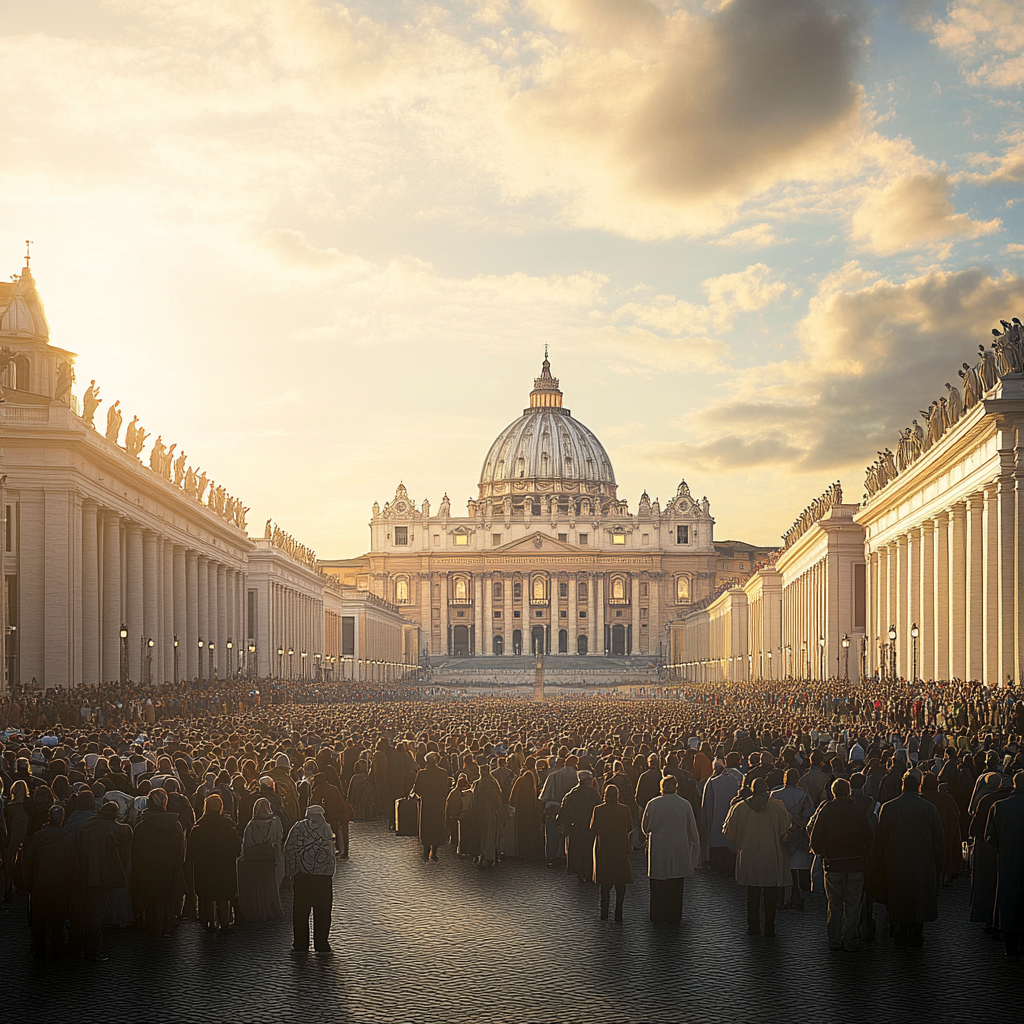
[0,673,1021,961]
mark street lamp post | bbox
[197,638,204,683]
[146,638,154,684]
[301,651,308,679]
[841,634,850,681]
[119,625,129,685]
[910,622,919,682]
[801,639,808,679]
[248,641,256,678]
[766,649,773,680]
[888,624,897,681]
[818,636,825,680]
[209,641,215,681]
[277,646,284,678]
[173,635,179,685]
[226,640,233,680]
[288,647,294,680]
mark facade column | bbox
[173,547,186,684]
[567,572,578,656]
[125,525,144,683]
[907,530,921,680]
[630,573,640,655]
[586,574,597,656]
[965,494,985,681]
[197,556,209,679]
[920,523,935,682]
[207,561,219,679]
[161,541,173,684]
[438,573,449,656]
[649,573,660,659]
[482,572,493,655]
[100,512,121,683]
[933,512,950,679]
[81,502,99,686]
[473,573,483,656]
[142,532,159,685]
[217,564,228,677]
[998,471,1017,686]
[983,486,1000,686]
[949,503,967,680]
[596,575,606,655]
[502,575,513,654]
[418,573,431,658]
[185,552,199,679]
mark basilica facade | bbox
[321,358,722,660]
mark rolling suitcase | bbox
[395,794,420,836]
[499,805,518,857]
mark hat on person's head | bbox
[577,770,594,782]
[305,804,325,819]
[276,753,290,769]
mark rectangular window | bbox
[394,526,408,545]
[579,610,587,618]
[559,582,568,598]
[640,583,648,597]
[341,616,355,656]
[4,505,10,552]
[492,533,502,546]
[433,534,440,546]
[677,525,689,544]
[535,610,543,617]
[612,534,625,545]
[578,533,588,545]
[456,610,465,617]
[454,534,468,546]
[640,607,648,619]
[513,610,521,618]
[493,582,502,599]
[560,610,567,618]
[494,611,502,619]
[641,533,649,544]
[558,533,568,542]
[513,582,522,599]
[615,610,623,617]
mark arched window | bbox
[676,576,690,602]
[455,578,468,601]
[396,578,410,604]
[533,576,546,601]
[612,578,625,601]
[578,581,587,601]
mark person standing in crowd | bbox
[237,796,284,922]
[984,771,1024,958]
[284,804,336,953]
[472,765,507,868]
[920,774,962,885]
[23,804,78,959]
[808,778,874,952]
[641,775,700,924]
[76,801,131,961]
[310,770,353,858]
[131,787,187,937]
[187,793,241,933]
[590,784,632,922]
[509,765,543,861]
[771,768,814,910]
[347,760,376,822]
[871,771,945,948]
[3,779,30,899]
[559,770,600,883]
[539,754,578,867]
[413,751,449,862]
[703,753,743,877]
[724,778,790,937]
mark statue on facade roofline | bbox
[439,493,451,517]
[173,449,187,486]
[81,380,102,426]
[54,360,74,405]
[149,436,166,473]
[104,399,122,443]
[265,519,272,539]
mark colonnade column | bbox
[142,532,159,684]
[630,573,640,655]
[473,575,483,656]
[162,542,174,684]
[482,572,493,655]
[126,525,143,683]
[502,575,513,654]
[567,572,577,655]
[965,494,985,680]
[174,547,187,684]
[186,553,199,679]
[907,531,920,680]
[587,575,597,655]
[217,564,228,677]
[81,502,99,686]
[875,546,888,676]
[933,512,950,680]
[920,523,935,681]
[438,573,449,656]
[949,503,967,680]
[649,573,660,658]
[984,486,1000,686]
[197,556,209,679]
[998,474,1016,685]
[101,512,121,683]
[207,560,219,679]
[418,573,431,657]
[596,575,606,655]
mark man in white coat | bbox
[641,776,701,924]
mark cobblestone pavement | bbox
[2,821,1019,1024]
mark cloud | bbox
[968,141,1024,185]
[927,0,1024,87]
[851,171,1001,254]
[713,223,779,248]
[658,264,1024,476]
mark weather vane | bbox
[24,240,33,267]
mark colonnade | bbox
[267,583,323,678]
[866,485,1013,685]
[781,556,829,680]
[85,500,246,685]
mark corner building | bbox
[322,359,720,660]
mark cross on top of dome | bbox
[530,349,563,409]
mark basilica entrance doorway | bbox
[512,629,522,655]
[530,625,545,656]
[577,634,588,655]
[493,635,503,655]
[611,623,626,655]
[452,624,470,657]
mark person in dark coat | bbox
[871,771,944,948]
[413,752,449,861]
[310,772,353,857]
[985,771,1024,957]
[559,771,600,882]
[131,788,186,936]
[634,755,663,819]
[163,778,196,838]
[509,766,543,861]
[23,804,78,958]
[186,793,241,932]
[968,773,1012,929]
[920,774,962,882]
[590,784,633,921]
[76,802,131,961]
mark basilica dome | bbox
[477,358,617,502]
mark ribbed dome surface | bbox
[479,406,616,491]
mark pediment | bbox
[493,531,582,554]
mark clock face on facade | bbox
[395,502,407,513]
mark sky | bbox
[1,0,1021,557]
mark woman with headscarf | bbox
[347,760,375,821]
[472,765,507,868]
[186,793,241,932]
[369,740,390,819]
[509,766,543,861]
[968,772,1013,930]
[723,778,791,937]
[590,783,633,921]
[237,797,284,922]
